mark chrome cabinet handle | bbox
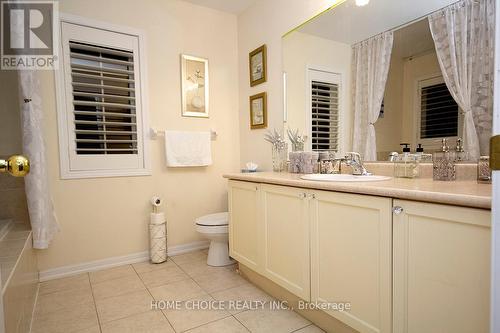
[310,193,316,199]
[393,206,404,215]
[299,192,307,199]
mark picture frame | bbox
[181,54,209,118]
[249,44,267,87]
[249,92,267,129]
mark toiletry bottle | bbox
[477,156,492,184]
[394,143,419,178]
[455,138,469,162]
[400,143,411,155]
[433,138,456,181]
[415,143,433,162]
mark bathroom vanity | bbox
[225,172,491,333]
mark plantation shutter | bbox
[58,21,149,178]
[69,41,138,155]
[311,80,339,151]
[420,82,459,139]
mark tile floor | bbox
[32,250,324,333]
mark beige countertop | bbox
[224,172,492,209]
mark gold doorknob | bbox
[0,155,30,177]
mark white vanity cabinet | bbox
[228,180,261,272]
[310,190,392,333]
[260,184,311,300]
[227,180,491,333]
[392,200,491,333]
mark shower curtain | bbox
[428,0,495,160]
[351,31,394,161]
[18,71,59,249]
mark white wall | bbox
[283,31,352,153]
[36,0,240,271]
[375,53,404,158]
[401,51,441,150]
[237,0,343,170]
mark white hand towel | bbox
[165,130,212,167]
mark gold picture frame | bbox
[181,54,209,118]
[249,45,267,87]
[249,92,267,129]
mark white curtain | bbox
[429,0,495,160]
[351,31,394,161]
[18,71,59,249]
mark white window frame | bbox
[413,73,463,151]
[55,14,150,179]
[305,65,346,154]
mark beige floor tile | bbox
[170,251,207,265]
[132,259,178,274]
[149,279,205,302]
[35,285,94,316]
[31,302,99,333]
[211,283,275,314]
[162,294,231,332]
[192,269,248,293]
[293,324,326,332]
[185,316,249,333]
[75,326,101,333]
[89,265,136,284]
[92,274,146,300]
[235,308,310,333]
[95,289,154,323]
[176,259,234,278]
[101,311,174,333]
[139,265,189,288]
[38,273,90,295]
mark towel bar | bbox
[150,128,217,140]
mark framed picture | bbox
[249,45,267,86]
[181,54,209,118]
[249,92,267,129]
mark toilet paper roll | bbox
[149,223,166,238]
[150,212,166,225]
[149,223,167,264]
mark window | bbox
[417,76,462,145]
[308,69,341,152]
[56,18,149,179]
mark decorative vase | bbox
[272,143,288,172]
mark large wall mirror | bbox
[282,0,494,162]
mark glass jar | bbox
[477,156,492,184]
[272,143,288,172]
[393,153,420,178]
[433,150,456,181]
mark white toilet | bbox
[195,212,235,266]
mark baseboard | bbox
[39,240,209,282]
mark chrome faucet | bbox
[344,152,371,176]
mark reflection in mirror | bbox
[282,0,494,162]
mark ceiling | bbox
[182,0,257,15]
[392,18,435,59]
[297,0,457,45]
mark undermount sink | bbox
[300,174,391,182]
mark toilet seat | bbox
[196,224,228,234]
[195,212,228,226]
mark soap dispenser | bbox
[455,138,469,162]
[401,143,411,154]
[393,143,419,178]
[415,144,433,162]
[433,138,456,181]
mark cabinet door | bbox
[228,180,261,272]
[393,200,491,333]
[261,184,310,300]
[310,190,392,333]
